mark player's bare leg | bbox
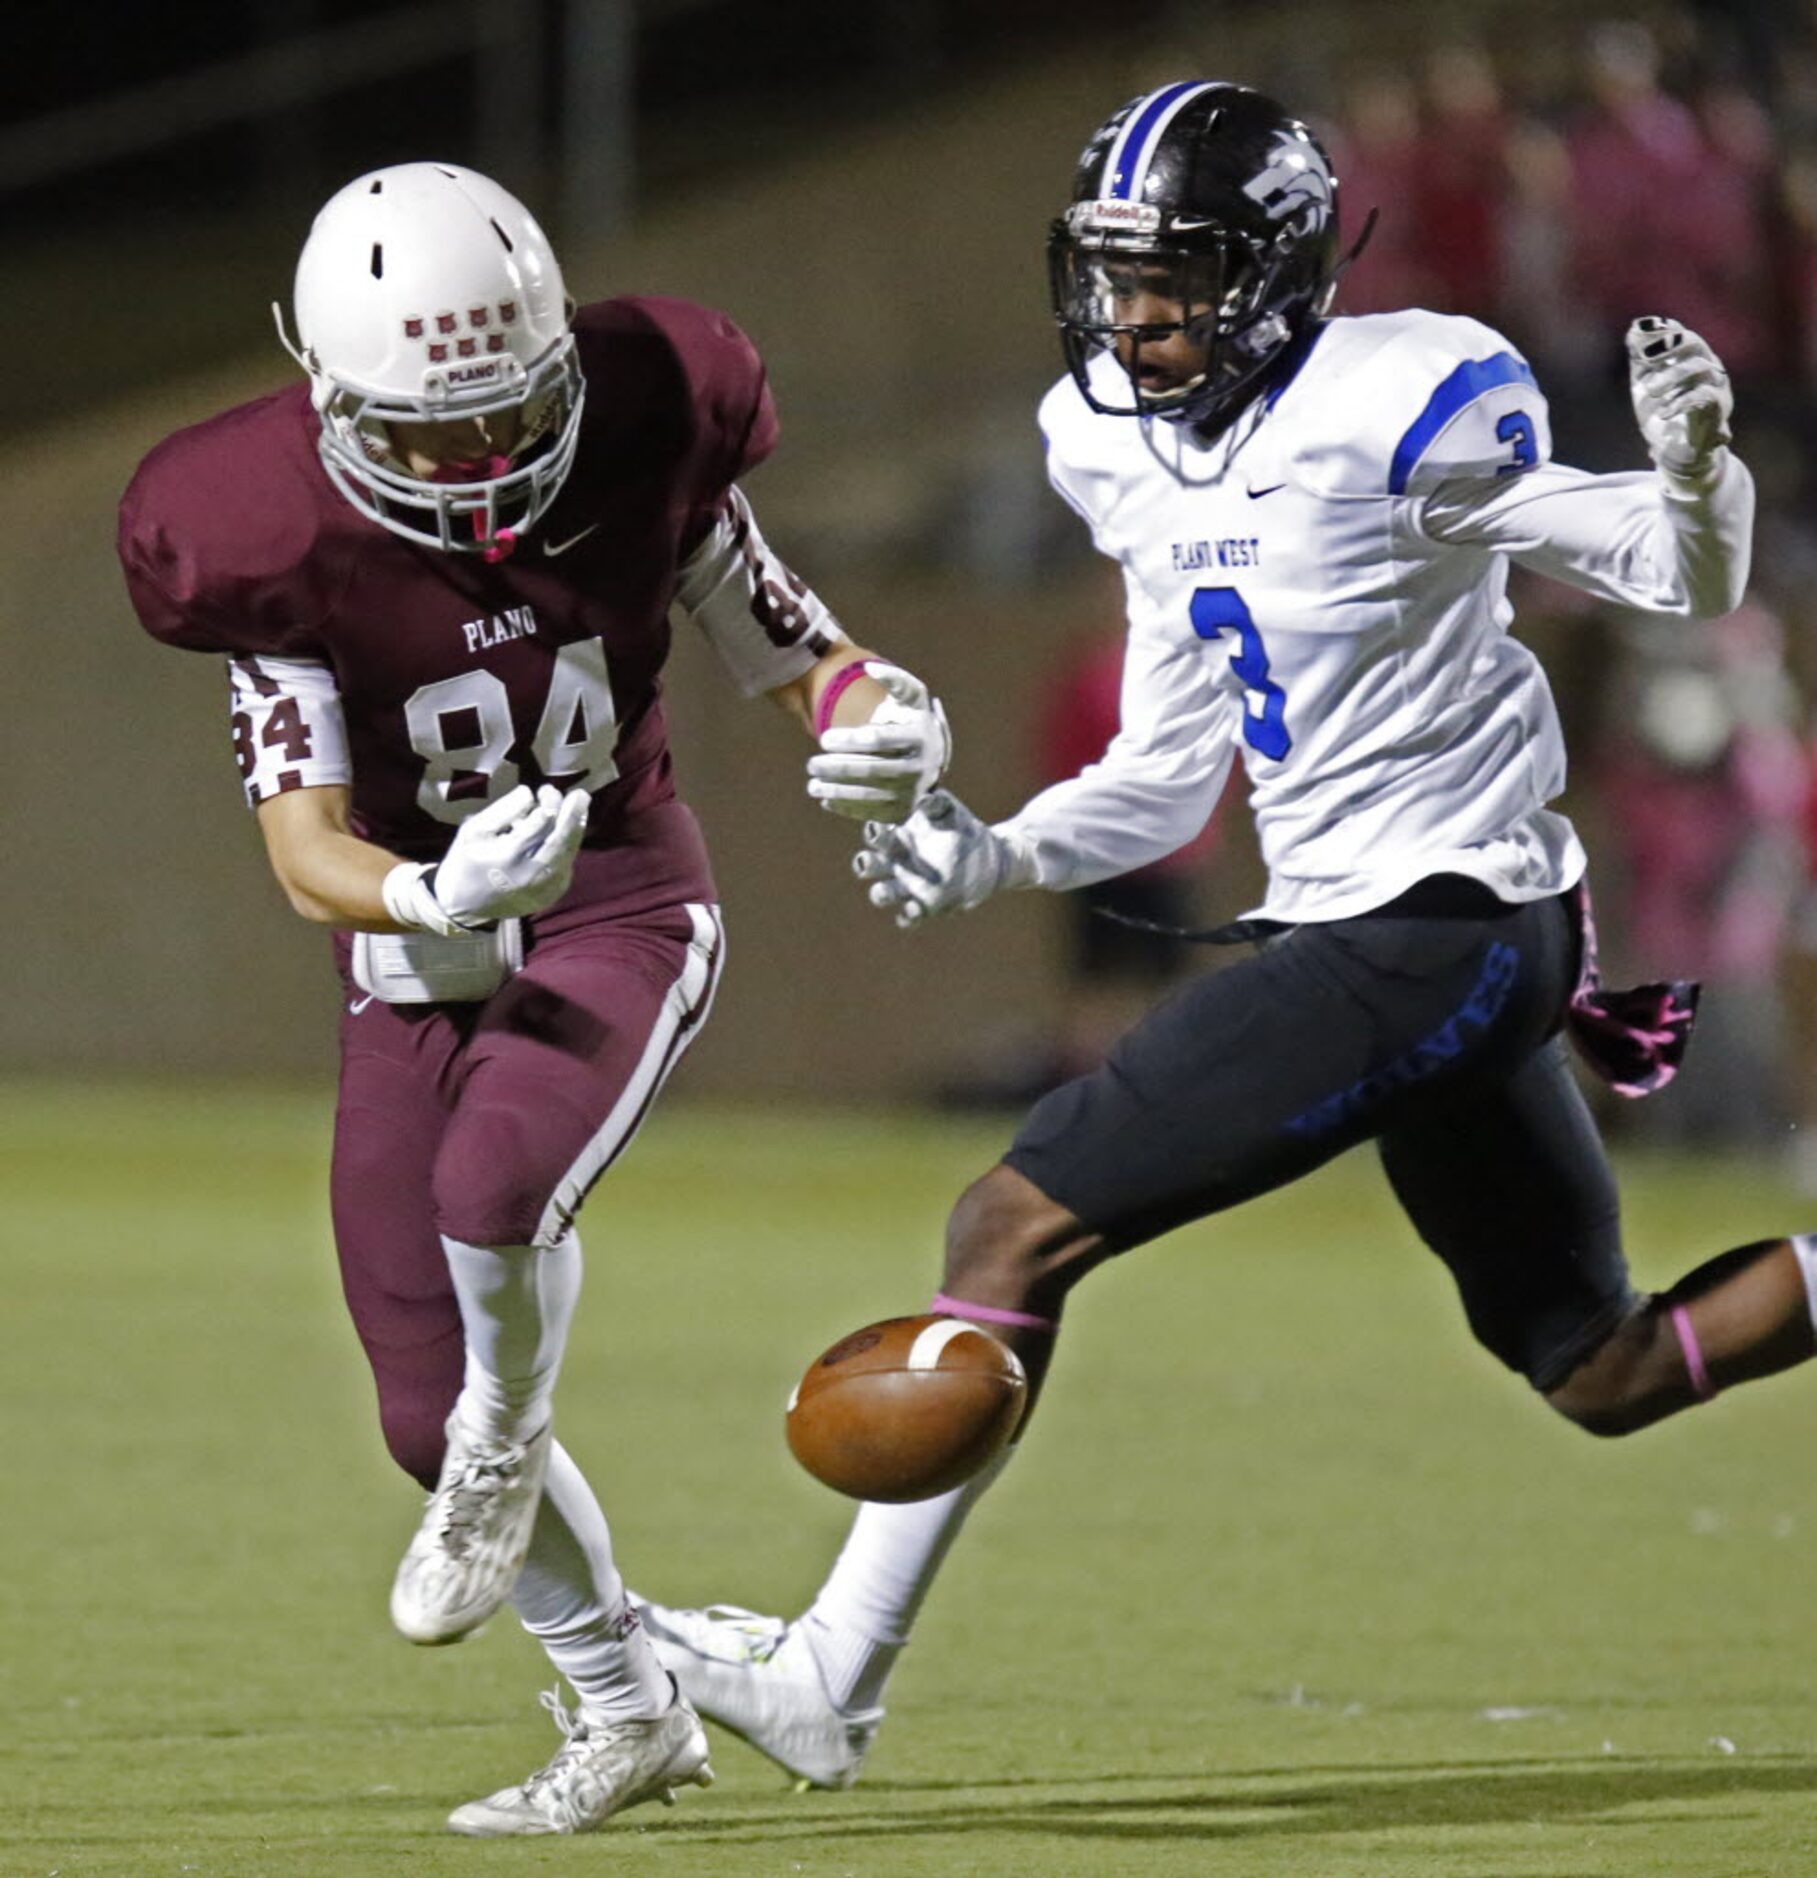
[933,1162,1110,1409]
[1545,1235,1817,1433]
[639,1164,1102,1787]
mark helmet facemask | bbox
[1049,211,1308,428]
[307,332,584,560]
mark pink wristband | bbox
[813,660,877,738]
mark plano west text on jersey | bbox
[1171,536,1262,570]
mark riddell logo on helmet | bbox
[1070,199,1162,233]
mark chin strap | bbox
[271,300,311,374]
[428,454,520,561]
[1328,207,1379,294]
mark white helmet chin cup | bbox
[288,162,584,553]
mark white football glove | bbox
[807,662,952,824]
[384,783,591,934]
[1628,316,1733,481]
[852,788,1032,929]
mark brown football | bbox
[786,1314,1028,1503]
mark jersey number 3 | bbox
[404,636,620,824]
[1189,586,1292,761]
[1496,410,1537,476]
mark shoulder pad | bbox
[1038,372,1137,537]
[1278,311,1551,499]
[117,387,335,656]
[574,297,777,485]
[1037,372,1090,457]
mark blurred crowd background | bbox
[9,0,1817,1177]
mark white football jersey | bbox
[1004,309,1755,923]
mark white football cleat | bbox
[632,1599,882,1789]
[389,1415,552,1645]
[447,1684,713,1836]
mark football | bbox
[786,1314,1028,1502]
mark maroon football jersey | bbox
[119,296,786,908]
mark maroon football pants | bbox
[330,901,723,1485]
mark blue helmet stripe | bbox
[1105,81,1212,200]
[1388,352,1538,495]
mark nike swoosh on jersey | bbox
[542,523,601,556]
[1246,482,1286,499]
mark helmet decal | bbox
[1101,81,1219,201]
[1242,139,1335,226]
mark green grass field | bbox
[6,1080,1817,1876]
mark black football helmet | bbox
[1048,82,1343,430]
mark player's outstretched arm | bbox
[674,486,950,824]
[852,618,1239,929]
[791,649,952,826]
[1421,317,1753,621]
[854,788,1038,929]
[257,782,589,933]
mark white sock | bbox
[511,1439,673,1721]
[804,1446,1013,1712]
[1791,1233,1817,1332]
[442,1234,581,1444]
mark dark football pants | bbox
[330,901,722,1485]
[1005,878,1634,1391]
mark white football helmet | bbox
[279,162,585,558]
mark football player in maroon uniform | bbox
[118,161,950,1836]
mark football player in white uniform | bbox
[633,83,1813,1788]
